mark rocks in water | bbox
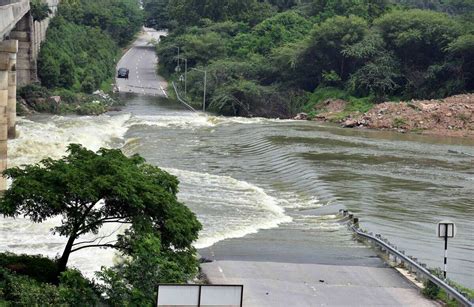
[342,119,358,128]
[294,112,309,120]
[342,118,368,128]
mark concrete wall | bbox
[0,0,29,40]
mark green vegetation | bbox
[421,269,474,305]
[151,0,473,118]
[38,0,142,92]
[30,0,51,22]
[28,0,143,115]
[0,252,101,306]
[17,84,115,115]
[0,144,201,306]
[0,263,101,306]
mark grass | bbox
[422,269,474,305]
[393,117,407,128]
[303,87,374,117]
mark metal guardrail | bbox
[340,210,473,307]
[171,81,197,113]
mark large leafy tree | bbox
[0,144,202,274]
[374,9,463,97]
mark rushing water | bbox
[1,94,473,287]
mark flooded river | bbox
[1,94,473,287]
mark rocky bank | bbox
[298,94,474,138]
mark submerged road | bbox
[116,28,168,97]
[115,31,439,307]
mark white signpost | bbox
[157,284,243,307]
[437,221,456,279]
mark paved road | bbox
[115,28,168,97]
[200,226,439,307]
[202,261,438,307]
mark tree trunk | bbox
[57,234,76,276]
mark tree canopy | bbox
[0,144,201,275]
[155,0,473,116]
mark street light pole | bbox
[203,69,207,112]
[192,68,207,112]
[184,58,187,97]
[171,46,180,71]
[177,46,180,69]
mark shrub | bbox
[0,253,58,284]
[422,280,440,299]
[17,84,51,100]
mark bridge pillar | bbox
[0,40,17,139]
[0,40,15,190]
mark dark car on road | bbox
[117,68,129,79]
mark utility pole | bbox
[172,46,180,72]
[184,58,187,97]
[177,46,180,70]
[192,67,207,112]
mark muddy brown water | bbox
[2,94,473,288]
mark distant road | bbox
[115,27,168,97]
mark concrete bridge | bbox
[0,0,57,188]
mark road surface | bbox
[115,28,168,97]
[200,222,439,306]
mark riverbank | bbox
[299,94,474,138]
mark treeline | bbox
[38,0,143,93]
[152,0,473,117]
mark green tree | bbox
[143,0,171,29]
[231,11,312,56]
[299,15,369,89]
[97,231,199,306]
[375,9,463,97]
[308,0,390,21]
[446,34,474,91]
[0,144,201,275]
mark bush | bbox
[75,101,108,115]
[30,0,51,22]
[18,84,51,100]
[0,268,63,306]
[0,255,102,306]
[53,88,78,104]
[0,252,58,284]
[58,270,101,306]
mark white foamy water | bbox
[129,113,281,130]
[164,168,292,249]
[131,113,214,130]
[9,114,132,166]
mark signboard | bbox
[437,220,456,238]
[157,284,243,307]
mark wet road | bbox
[116,28,168,97]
